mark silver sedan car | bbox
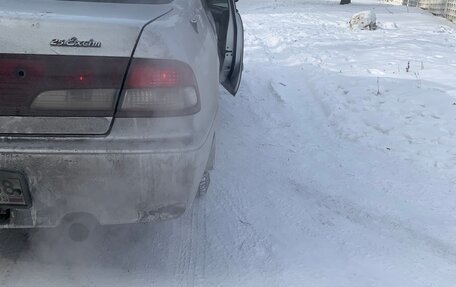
[0,0,243,229]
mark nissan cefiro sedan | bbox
[0,0,243,232]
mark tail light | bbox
[116,59,200,117]
[0,54,129,117]
[0,55,199,118]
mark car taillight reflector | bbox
[117,59,200,117]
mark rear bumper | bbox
[0,128,214,228]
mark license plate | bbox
[0,170,31,208]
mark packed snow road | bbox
[2,0,456,286]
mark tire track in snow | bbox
[173,199,208,287]
[191,199,208,286]
[208,174,286,286]
[173,211,194,287]
[289,179,456,264]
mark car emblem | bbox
[50,37,101,48]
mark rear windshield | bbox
[58,0,172,3]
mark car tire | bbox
[197,171,211,197]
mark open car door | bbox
[206,0,244,96]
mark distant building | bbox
[387,0,456,23]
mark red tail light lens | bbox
[0,55,199,118]
[116,59,200,118]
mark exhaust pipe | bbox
[68,222,91,242]
[60,213,98,242]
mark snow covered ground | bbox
[1,0,456,286]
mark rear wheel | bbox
[197,172,211,197]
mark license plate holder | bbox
[0,170,31,209]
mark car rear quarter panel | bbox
[110,0,219,148]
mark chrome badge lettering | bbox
[50,37,102,48]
